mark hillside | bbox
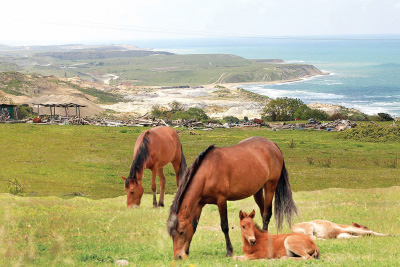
[0,44,325,86]
[0,72,120,116]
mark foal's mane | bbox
[125,131,150,187]
[167,144,215,236]
[254,222,267,233]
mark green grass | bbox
[0,187,399,266]
[1,124,399,199]
[18,54,320,86]
[1,124,399,266]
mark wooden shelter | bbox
[34,102,86,120]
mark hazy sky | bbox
[1,0,400,45]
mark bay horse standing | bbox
[167,136,298,260]
[235,210,319,261]
[121,126,187,208]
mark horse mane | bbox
[125,131,150,187]
[167,144,216,236]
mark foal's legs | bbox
[263,181,278,230]
[157,168,166,207]
[151,168,158,207]
[217,200,233,257]
[284,236,317,260]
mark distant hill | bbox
[0,44,325,86]
[34,50,174,60]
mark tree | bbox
[263,97,305,121]
[377,113,393,121]
[168,101,185,112]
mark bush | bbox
[7,178,26,195]
[263,97,328,121]
[329,113,347,121]
[338,124,400,142]
[223,116,240,124]
[377,113,394,121]
[171,108,209,122]
[16,104,32,119]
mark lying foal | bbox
[292,220,393,240]
[234,210,319,261]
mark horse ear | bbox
[119,175,127,181]
[249,209,255,218]
[239,210,244,220]
[352,222,361,228]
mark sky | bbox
[1,0,400,45]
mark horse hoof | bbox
[226,251,233,257]
[158,203,164,207]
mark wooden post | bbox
[37,104,40,117]
[78,106,81,118]
[14,106,18,120]
[50,106,52,121]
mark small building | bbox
[0,104,17,120]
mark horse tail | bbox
[311,246,320,259]
[178,144,187,184]
[126,131,150,187]
[274,160,298,231]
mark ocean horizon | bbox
[132,36,400,117]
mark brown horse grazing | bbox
[234,210,319,261]
[166,137,298,260]
[120,126,187,208]
[292,220,393,240]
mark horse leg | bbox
[151,168,158,207]
[253,188,264,219]
[263,181,278,231]
[284,236,316,260]
[192,204,204,234]
[157,168,165,207]
[172,159,180,187]
[217,200,233,257]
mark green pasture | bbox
[1,187,399,266]
[1,124,399,266]
[0,124,399,199]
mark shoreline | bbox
[205,72,330,90]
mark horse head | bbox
[239,209,257,246]
[352,222,371,231]
[120,175,144,208]
[168,206,196,260]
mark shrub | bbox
[223,116,240,124]
[288,139,296,148]
[7,178,26,195]
[338,124,400,142]
[329,113,347,121]
[263,97,328,121]
[377,113,394,121]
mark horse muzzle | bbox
[248,237,257,246]
[174,250,188,260]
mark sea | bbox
[132,36,400,117]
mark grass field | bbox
[1,124,399,199]
[1,124,399,266]
[1,188,399,266]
